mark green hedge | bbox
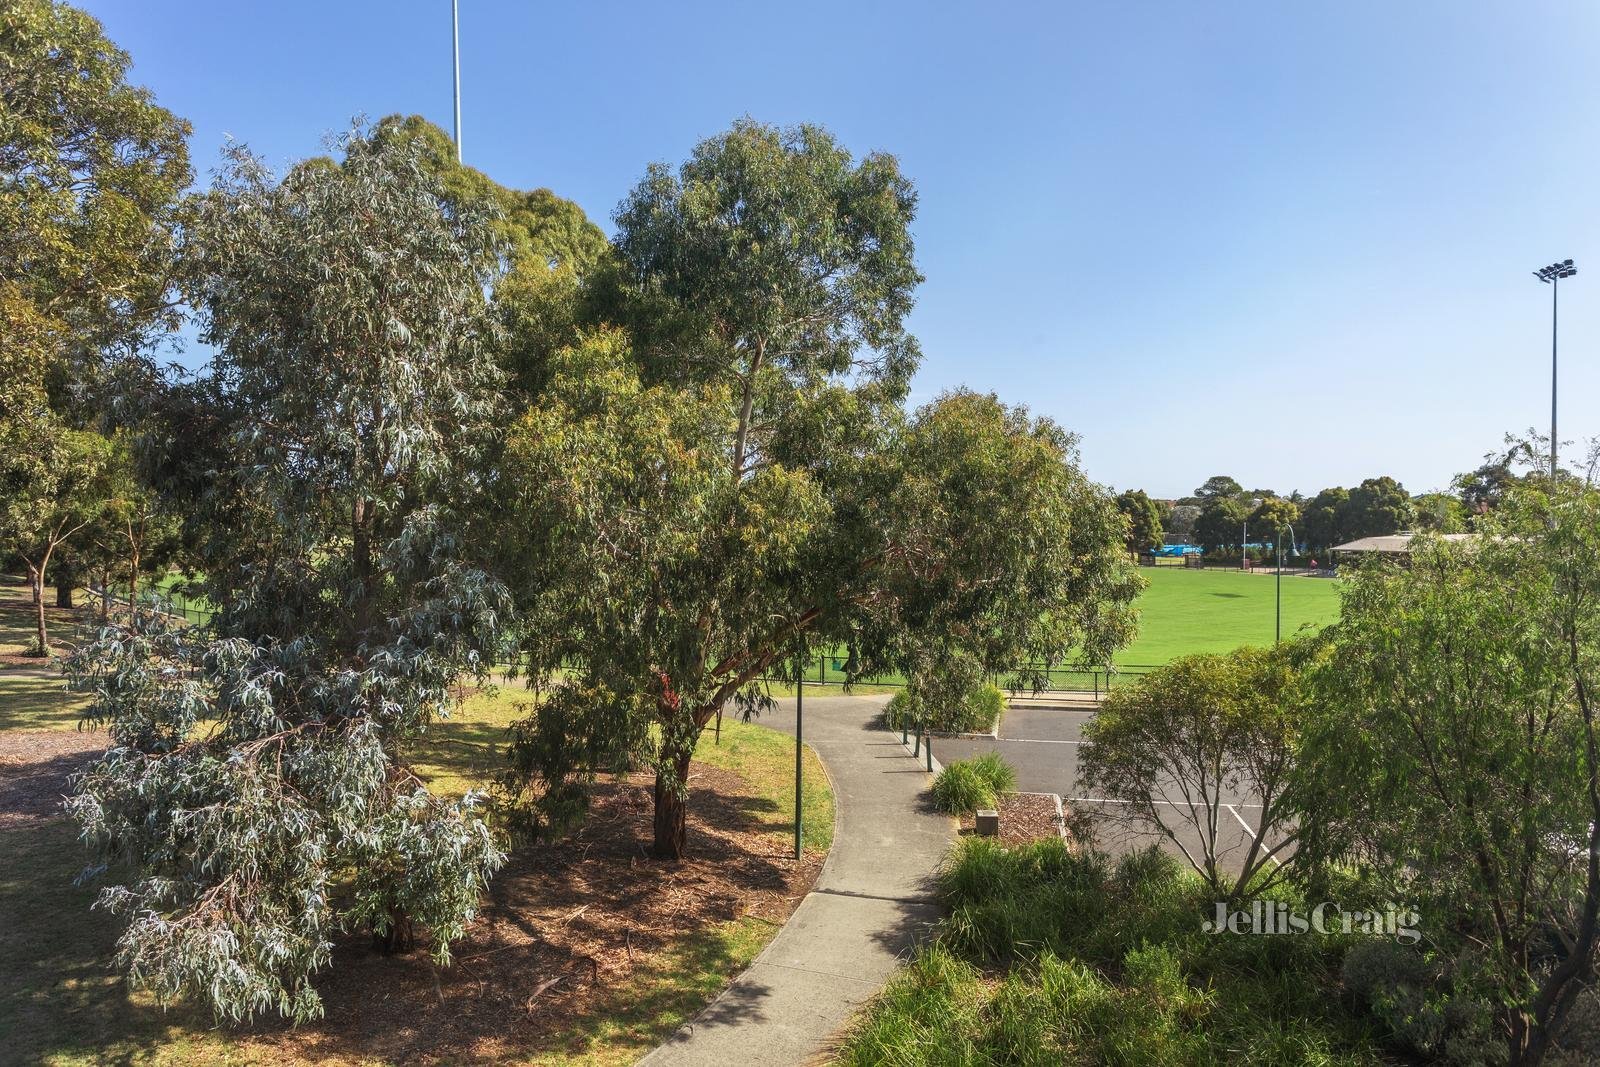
[885,682,1007,734]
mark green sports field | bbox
[1115,566,1342,666]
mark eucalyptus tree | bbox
[1300,486,1349,550]
[1,0,190,636]
[1248,495,1300,544]
[1115,488,1164,552]
[65,125,510,1023]
[365,114,611,396]
[497,120,1137,858]
[1,0,191,414]
[1081,641,1315,899]
[0,421,112,650]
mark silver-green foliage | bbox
[64,124,510,1024]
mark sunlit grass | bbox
[0,669,88,732]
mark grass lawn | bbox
[1115,566,1342,666]
[1,674,833,1065]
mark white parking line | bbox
[1226,803,1282,867]
[1068,797,1265,810]
[993,738,1089,745]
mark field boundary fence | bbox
[91,583,215,627]
[81,589,1161,697]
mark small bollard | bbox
[975,808,1000,837]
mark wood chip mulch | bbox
[244,763,825,1064]
[959,791,1070,846]
[1,720,827,1064]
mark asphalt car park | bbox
[932,705,1285,874]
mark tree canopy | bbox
[1193,497,1248,553]
[1295,479,1600,1064]
[1115,488,1164,553]
[497,120,1137,859]
[0,0,192,414]
[66,124,512,1023]
[1339,475,1413,539]
[1248,496,1300,544]
[1194,475,1244,502]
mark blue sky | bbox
[86,0,1600,498]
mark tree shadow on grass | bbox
[0,819,214,1067]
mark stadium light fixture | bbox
[1534,258,1576,478]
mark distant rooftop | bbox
[1329,533,1473,553]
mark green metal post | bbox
[794,655,804,861]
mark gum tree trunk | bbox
[651,749,693,860]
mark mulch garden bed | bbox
[958,790,1069,845]
[0,730,824,1065]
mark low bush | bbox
[968,750,1016,794]
[884,682,1006,734]
[1340,941,1500,1066]
[929,753,1018,817]
[930,761,994,815]
[841,838,1391,1065]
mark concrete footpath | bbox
[637,694,954,1067]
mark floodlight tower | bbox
[1533,258,1576,479]
[451,0,462,162]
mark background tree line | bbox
[1114,447,1547,559]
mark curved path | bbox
[638,694,953,1066]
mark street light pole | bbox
[1534,259,1576,479]
[794,651,804,862]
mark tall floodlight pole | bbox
[1276,523,1296,643]
[451,0,462,162]
[1534,259,1576,478]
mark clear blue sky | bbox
[86,0,1600,498]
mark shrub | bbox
[843,837,1389,1064]
[967,750,1017,795]
[835,943,986,1066]
[966,682,1006,731]
[1340,941,1501,1066]
[929,753,1017,817]
[930,761,994,816]
[884,681,1006,734]
[882,689,921,732]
